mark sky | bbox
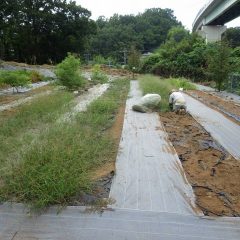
[77,0,240,31]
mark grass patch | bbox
[139,75,196,111]
[91,64,108,84]
[0,69,47,86]
[0,91,74,167]
[0,78,130,209]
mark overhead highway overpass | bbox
[193,0,240,42]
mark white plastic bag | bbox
[132,94,161,113]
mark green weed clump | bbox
[0,78,130,209]
[139,75,195,111]
[0,70,30,91]
[93,55,107,65]
[169,78,196,90]
[0,91,74,167]
[91,64,108,84]
[55,54,85,90]
[0,69,46,90]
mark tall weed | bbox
[139,75,195,111]
[0,78,130,208]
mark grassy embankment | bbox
[0,78,130,209]
[139,75,196,112]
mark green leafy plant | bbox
[128,46,141,71]
[55,54,85,90]
[93,55,107,65]
[0,70,30,92]
[169,78,196,90]
[91,64,108,84]
[207,42,231,91]
[141,29,207,82]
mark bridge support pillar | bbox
[199,25,227,43]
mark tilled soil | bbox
[160,112,240,217]
[101,65,132,77]
[69,171,114,206]
[0,85,54,105]
[187,90,240,125]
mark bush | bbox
[169,78,196,90]
[141,30,208,82]
[128,46,141,71]
[226,73,240,93]
[0,74,4,87]
[91,64,108,84]
[152,59,174,77]
[30,70,44,83]
[0,70,30,92]
[93,55,107,65]
[207,42,231,91]
[141,54,162,73]
[55,54,85,90]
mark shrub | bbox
[91,64,108,84]
[169,78,196,90]
[0,74,4,87]
[226,73,240,93]
[55,54,85,90]
[93,55,107,65]
[30,70,44,83]
[128,46,141,71]
[141,54,162,73]
[0,70,30,92]
[207,42,231,91]
[152,59,174,77]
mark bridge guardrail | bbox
[192,0,215,30]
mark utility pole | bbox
[84,52,91,65]
[123,49,127,65]
[119,49,128,65]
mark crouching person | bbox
[169,89,187,114]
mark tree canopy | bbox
[223,27,240,48]
[89,8,181,62]
[0,0,96,64]
[0,2,182,64]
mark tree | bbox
[223,27,240,48]
[207,42,231,91]
[144,28,206,80]
[90,8,181,61]
[167,26,190,43]
[229,47,240,74]
[0,0,96,63]
[55,54,85,90]
[128,46,141,70]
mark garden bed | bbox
[160,112,240,217]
